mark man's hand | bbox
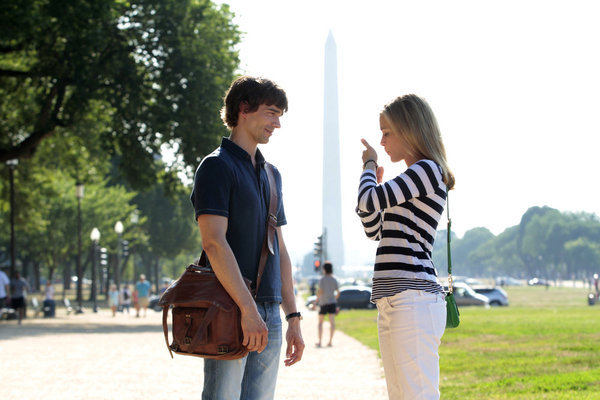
[283,319,304,366]
[241,308,269,353]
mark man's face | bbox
[242,104,283,144]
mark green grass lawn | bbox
[335,286,600,399]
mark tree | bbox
[15,170,138,293]
[453,227,495,275]
[0,0,240,188]
[564,238,600,279]
[133,169,200,291]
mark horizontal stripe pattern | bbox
[371,277,444,300]
[356,160,447,301]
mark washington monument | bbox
[322,31,345,268]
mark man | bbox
[10,271,30,324]
[316,262,340,347]
[135,274,151,317]
[191,76,304,399]
[0,267,9,309]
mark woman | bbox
[120,284,131,314]
[108,284,119,317]
[43,280,56,317]
[356,94,454,399]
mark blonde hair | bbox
[381,94,455,190]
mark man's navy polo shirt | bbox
[190,138,286,303]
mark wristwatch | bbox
[285,312,302,321]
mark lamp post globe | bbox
[114,221,124,235]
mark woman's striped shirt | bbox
[356,159,446,302]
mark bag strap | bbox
[196,162,278,298]
[190,306,219,349]
[163,307,174,358]
[255,162,278,296]
[446,186,454,294]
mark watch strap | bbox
[285,312,302,321]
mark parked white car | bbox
[445,282,489,307]
[474,287,509,306]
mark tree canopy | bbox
[433,206,600,280]
[0,0,240,289]
[0,0,240,188]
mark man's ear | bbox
[239,101,249,118]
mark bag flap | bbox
[157,265,236,311]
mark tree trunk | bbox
[64,260,72,290]
[153,258,160,294]
[33,261,41,292]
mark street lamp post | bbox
[130,210,139,278]
[75,182,84,314]
[114,221,123,293]
[90,228,101,313]
[6,159,18,280]
[99,247,108,296]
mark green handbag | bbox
[445,189,460,328]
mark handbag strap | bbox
[446,186,454,294]
[197,162,278,298]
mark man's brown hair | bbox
[221,76,288,128]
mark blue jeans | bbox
[202,302,282,400]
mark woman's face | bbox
[379,114,413,164]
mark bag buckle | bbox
[268,213,277,227]
[447,274,454,294]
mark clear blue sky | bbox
[215,0,600,266]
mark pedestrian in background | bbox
[316,261,339,348]
[10,271,30,324]
[135,274,151,317]
[0,267,9,309]
[120,284,132,314]
[43,280,56,317]
[132,288,139,314]
[356,94,454,399]
[108,284,119,317]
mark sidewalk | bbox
[0,298,387,399]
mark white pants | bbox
[376,290,446,400]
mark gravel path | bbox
[0,299,387,399]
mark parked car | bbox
[474,287,509,306]
[495,276,523,286]
[306,285,375,310]
[445,282,489,307]
[452,276,484,287]
[148,295,163,312]
[528,277,549,286]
